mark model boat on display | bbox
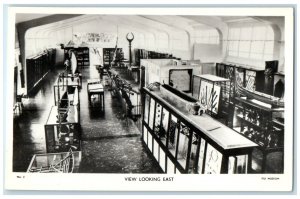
[237,84,284,107]
[27,149,81,173]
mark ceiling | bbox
[19,14,284,38]
[15,14,53,24]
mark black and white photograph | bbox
[3,5,295,192]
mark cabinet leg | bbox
[247,152,253,173]
[220,155,229,174]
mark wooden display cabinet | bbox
[234,97,284,173]
[64,47,90,70]
[103,48,123,67]
[26,50,54,94]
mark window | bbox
[194,29,220,44]
[157,33,168,50]
[227,25,275,61]
[171,31,189,50]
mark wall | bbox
[193,43,222,63]
[16,14,82,94]
[222,20,285,73]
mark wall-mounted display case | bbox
[142,87,257,174]
[26,49,56,94]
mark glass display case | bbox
[233,97,284,173]
[53,75,80,107]
[44,106,81,153]
[142,87,258,174]
[192,74,231,126]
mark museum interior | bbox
[12,14,285,174]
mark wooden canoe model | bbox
[237,84,284,107]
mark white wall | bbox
[193,43,222,63]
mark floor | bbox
[13,64,162,173]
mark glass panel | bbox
[54,124,79,152]
[249,52,263,60]
[240,27,252,40]
[148,132,153,152]
[232,41,239,51]
[229,28,240,40]
[235,155,248,173]
[264,54,273,61]
[239,41,251,52]
[159,147,166,172]
[228,50,238,57]
[188,132,200,173]
[148,98,155,130]
[204,144,223,174]
[264,41,274,54]
[250,41,264,53]
[177,123,190,169]
[143,126,148,144]
[168,115,178,157]
[239,52,249,58]
[228,156,236,174]
[153,103,163,138]
[201,37,209,44]
[160,109,169,146]
[144,94,150,123]
[192,76,201,98]
[197,138,206,174]
[167,157,175,174]
[245,71,256,91]
[252,26,266,40]
[154,139,159,161]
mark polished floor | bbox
[13,64,162,173]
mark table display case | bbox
[87,79,105,109]
[44,105,81,153]
[142,87,257,174]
